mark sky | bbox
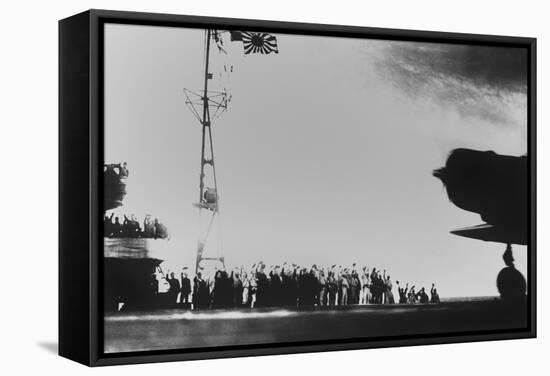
[104,24,528,298]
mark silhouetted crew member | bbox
[212,270,232,309]
[232,270,244,308]
[385,275,395,304]
[122,214,141,237]
[417,287,429,303]
[119,162,129,177]
[370,268,379,303]
[154,218,169,239]
[167,272,180,304]
[248,269,258,307]
[193,273,208,309]
[242,272,251,307]
[269,266,283,307]
[340,271,349,305]
[111,217,122,237]
[122,214,131,236]
[430,284,440,303]
[179,270,192,304]
[317,269,327,306]
[303,268,318,306]
[350,271,361,304]
[104,213,114,237]
[280,264,294,307]
[327,272,338,305]
[361,268,371,304]
[255,265,269,307]
[336,267,343,305]
[222,270,234,308]
[297,269,307,306]
[153,218,160,239]
[396,281,408,304]
[143,215,155,237]
[408,286,417,303]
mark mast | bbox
[191,29,224,276]
[184,29,278,276]
[183,29,278,276]
[198,29,211,205]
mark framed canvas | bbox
[59,9,536,366]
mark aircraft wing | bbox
[451,223,526,245]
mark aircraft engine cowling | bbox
[433,148,527,240]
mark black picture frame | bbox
[59,9,537,367]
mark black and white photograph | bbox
[101,22,531,354]
[4,0,550,373]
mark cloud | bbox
[373,42,527,126]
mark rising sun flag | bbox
[230,31,279,55]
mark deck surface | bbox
[104,300,528,353]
